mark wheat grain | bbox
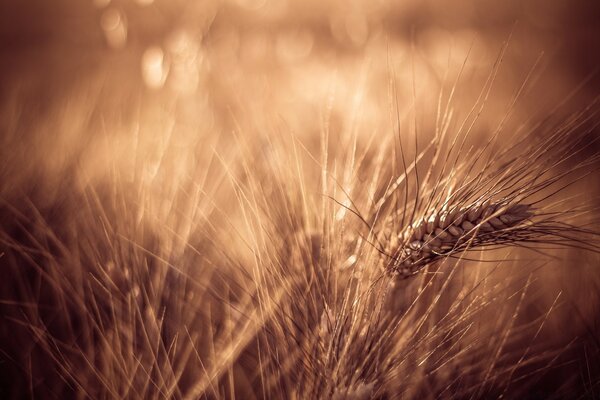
[389,200,534,278]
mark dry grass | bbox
[1,7,600,398]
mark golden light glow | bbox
[100,8,127,49]
[142,46,168,89]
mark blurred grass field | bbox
[1,0,600,399]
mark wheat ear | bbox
[389,200,533,278]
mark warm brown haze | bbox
[1,0,600,399]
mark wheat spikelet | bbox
[389,200,534,278]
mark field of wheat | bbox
[1,1,600,399]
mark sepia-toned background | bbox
[1,0,600,196]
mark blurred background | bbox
[1,0,600,196]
